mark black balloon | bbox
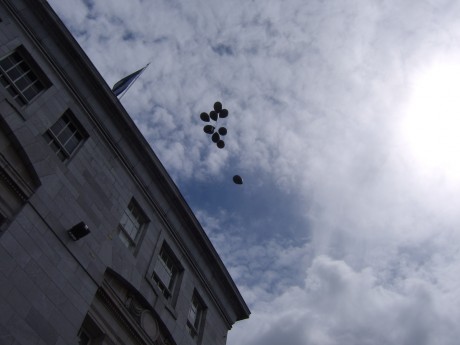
[233,175,243,184]
[218,127,227,136]
[219,109,229,118]
[212,132,220,143]
[203,125,215,134]
[214,101,222,112]
[210,111,218,121]
[200,103,231,153]
[200,112,210,122]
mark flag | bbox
[112,65,148,97]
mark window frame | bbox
[43,110,87,161]
[117,198,148,252]
[186,290,206,341]
[78,314,104,345]
[0,46,50,106]
[151,242,182,303]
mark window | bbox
[187,291,206,340]
[78,330,91,345]
[118,199,147,249]
[44,111,86,161]
[0,47,48,106]
[152,244,181,300]
[78,315,104,345]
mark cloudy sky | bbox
[48,1,460,344]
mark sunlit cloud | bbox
[49,0,460,344]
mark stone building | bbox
[0,1,250,344]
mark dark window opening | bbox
[44,110,86,161]
[118,198,148,250]
[152,244,181,300]
[0,47,49,106]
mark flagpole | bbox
[118,62,150,100]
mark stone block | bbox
[25,307,58,345]
[0,231,30,269]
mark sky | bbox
[48,1,460,344]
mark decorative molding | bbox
[97,286,151,345]
[97,276,174,345]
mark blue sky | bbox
[49,1,460,344]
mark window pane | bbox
[0,49,47,106]
[130,216,140,229]
[118,200,145,249]
[7,65,24,81]
[118,231,132,248]
[124,221,135,238]
[16,72,38,93]
[120,212,128,227]
[15,75,29,90]
[22,82,41,101]
[0,56,14,70]
[0,74,9,87]
[45,112,85,161]
[154,259,172,288]
[9,61,29,80]
[188,293,204,337]
[64,134,80,154]
[57,124,74,144]
[50,117,66,134]
[188,307,197,325]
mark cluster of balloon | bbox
[200,102,243,185]
[200,101,228,149]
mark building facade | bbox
[0,1,250,344]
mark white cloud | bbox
[48,0,460,344]
[230,255,460,345]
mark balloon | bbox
[218,127,227,136]
[219,109,228,118]
[233,175,243,184]
[212,132,220,143]
[210,111,218,121]
[214,101,222,112]
[200,112,210,122]
[203,125,215,134]
[200,103,231,156]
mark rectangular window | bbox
[78,315,104,345]
[118,199,147,249]
[187,291,206,340]
[44,111,86,161]
[78,331,91,345]
[152,244,180,300]
[0,47,48,106]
